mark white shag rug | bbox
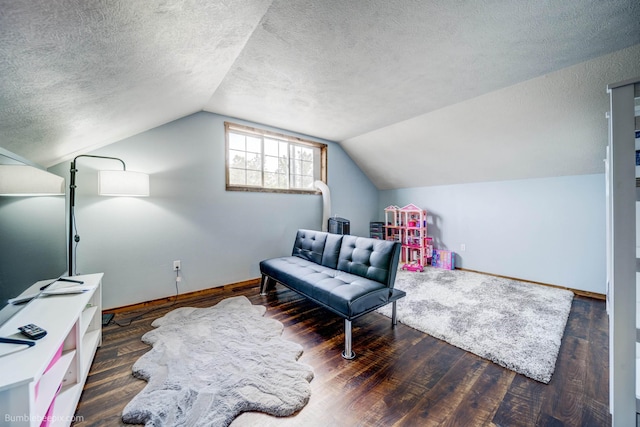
[377,268,573,383]
[122,296,314,427]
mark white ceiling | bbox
[1,0,639,188]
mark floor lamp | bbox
[68,155,149,324]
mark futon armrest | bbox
[389,288,406,302]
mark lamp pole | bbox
[68,155,127,276]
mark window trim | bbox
[225,122,327,195]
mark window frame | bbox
[225,122,327,195]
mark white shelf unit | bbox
[0,273,103,427]
[606,78,639,427]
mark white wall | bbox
[379,174,605,294]
[50,112,379,309]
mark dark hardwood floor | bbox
[73,280,610,426]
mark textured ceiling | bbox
[0,0,272,165]
[1,0,639,188]
[206,0,640,141]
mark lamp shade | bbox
[98,170,149,196]
[0,165,65,196]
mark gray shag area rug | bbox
[377,268,573,383]
[122,296,314,426]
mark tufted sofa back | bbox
[337,235,401,288]
[292,229,401,288]
[292,229,344,269]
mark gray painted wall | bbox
[44,110,606,307]
[0,196,67,307]
[50,112,379,309]
[379,174,605,294]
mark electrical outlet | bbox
[173,260,181,271]
[460,243,466,252]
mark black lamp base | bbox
[102,313,114,325]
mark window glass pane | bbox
[277,156,288,174]
[229,133,245,151]
[264,156,279,173]
[301,160,313,176]
[229,168,245,185]
[300,146,313,160]
[293,159,302,174]
[247,170,262,186]
[301,175,313,189]
[278,150,288,174]
[246,136,261,153]
[264,172,279,188]
[264,138,279,156]
[229,150,246,168]
[278,174,289,188]
[246,152,262,171]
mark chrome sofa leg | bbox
[342,319,355,360]
[259,275,270,295]
[392,301,398,326]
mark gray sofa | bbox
[259,229,405,359]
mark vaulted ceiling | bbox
[1,0,639,189]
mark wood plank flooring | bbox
[73,281,611,426]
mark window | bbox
[225,122,327,194]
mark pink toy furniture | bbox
[432,249,455,270]
[384,204,432,272]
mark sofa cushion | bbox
[261,256,337,296]
[337,236,400,287]
[314,271,389,318]
[320,233,343,269]
[291,229,327,265]
[291,229,343,269]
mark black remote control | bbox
[18,324,47,340]
[0,337,35,347]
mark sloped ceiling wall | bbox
[344,44,640,189]
[1,0,639,188]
